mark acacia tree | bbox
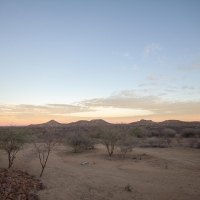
[99,126,122,156]
[0,127,27,168]
[30,128,62,177]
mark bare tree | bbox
[99,126,122,156]
[30,128,62,177]
[0,126,27,168]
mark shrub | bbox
[0,127,27,168]
[118,136,138,157]
[188,138,198,148]
[125,184,132,192]
[181,128,196,138]
[151,130,160,137]
[162,128,177,138]
[175,134,183,146]
[146,137,167,148]
[65,131,95,153]
[129,127,151,138]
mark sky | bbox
[0,0,200,125]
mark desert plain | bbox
[1,142,200,200]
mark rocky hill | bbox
[29,120,64,127]
[27,119,200,133]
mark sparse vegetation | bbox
[30,128,62,177]
[188,138,198,148]
[175,134,183,146]
[19,149,35,172]
[129,127,151,138]
[181,128,196,138]
[125,184,132,192]
[99,126,122,156]
[162,128,177,138]
[0,126,27,168]
[146,137,168,148]
[118,136,138,157]
[0,119,200,200]
[65,131,95,153]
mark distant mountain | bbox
[129,119,156,125]
[160,120,185,124]
[29,120,63,127]
[27,118,200,128]
[29,119,110,127]
[67,119,110,126]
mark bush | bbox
[162,128,177,138]
[175,134,183,145]
[129,127,151,138]
[181,128,196,138]
[118,136,138,157]
[188,138,198,148]
[65,131,95,153]
[151,130,160,137]
[146,137,168,148]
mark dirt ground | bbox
[1,144,200,200]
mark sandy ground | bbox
[1,144,200,200]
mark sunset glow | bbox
[0,1,200,126]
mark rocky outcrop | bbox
[0,168,46,200]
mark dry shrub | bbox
[175,134,183,146]
[129,127,151,138]
[19,149,35,172]
[181,128,196,138]
[118,137,138,157]
[162,128,177,138]
[65,131,95,153]
[146,137,168,148]
[188,138,198,148]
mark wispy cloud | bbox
[147,75,159,81]
[1,90,200,124]
[138,83,148,87]
[142,43,162,60]
[0,104,92,117]
[182,85,195,90]
[78,90,200,116]
[177,61,200,70]
[165,89,176,92]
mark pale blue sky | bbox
[0,0,200,124]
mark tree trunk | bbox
[40,166,45,177]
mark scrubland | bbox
[0,125,200,200]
